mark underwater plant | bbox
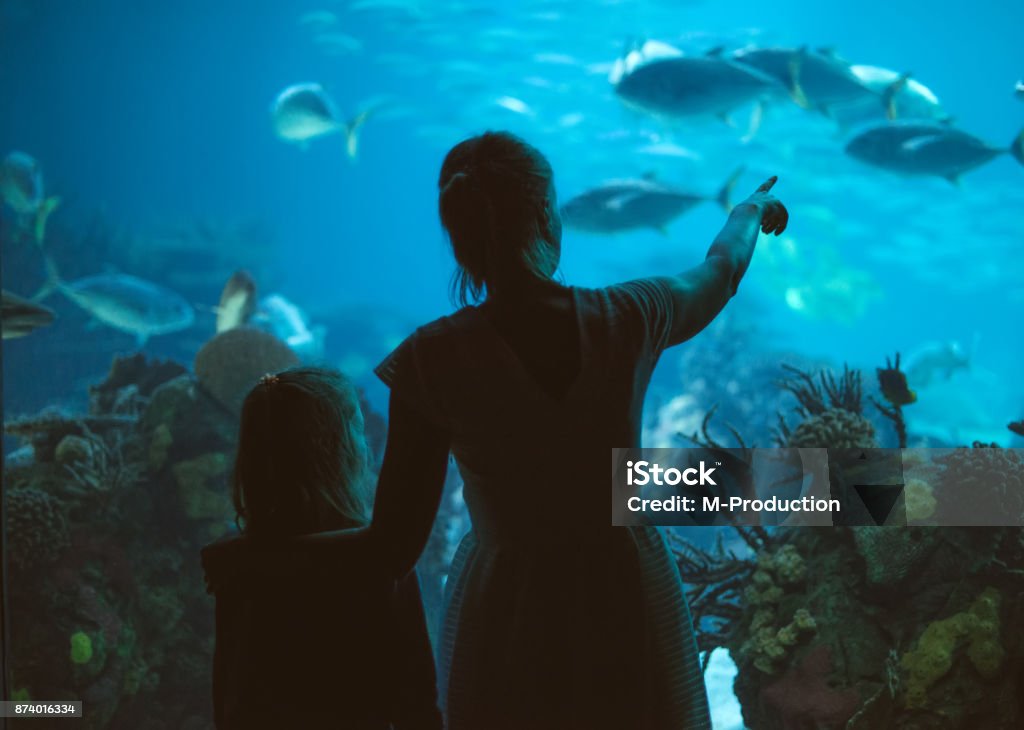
[774,363,878,449]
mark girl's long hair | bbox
[232,366,370,536]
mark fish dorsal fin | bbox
[883,73,912,120]
[787,49,811,109]
[705,45,725,58]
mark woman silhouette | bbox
[220,131,787,729]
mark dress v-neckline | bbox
[470,287,590,405]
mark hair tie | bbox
[259,373,280,387]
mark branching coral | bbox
[4,408,137,463]
[667,530,758,660]
[775,364,878,449]
[61,428,146,504]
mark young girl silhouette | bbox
[201,367,442,729]
[217,132,787,729]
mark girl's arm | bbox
[661,176,788,346]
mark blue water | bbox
[5,1,1021,433]
[1,1,1022,722]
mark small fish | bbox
[253,294,325,361]
[0,151,60,245]
[314,32,363,55]
[1,289,55,339]
[38,257,194,346]
[297,10,337,28]
[1008,420,1024,437]
[216,270,257,333]
[494,96,534,116]
[845,121,1024,183]
[876,354,916,407]
[904,339,974,389]
[270,83,376,159]
[560,167,743,234]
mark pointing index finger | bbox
[757,176,778,193]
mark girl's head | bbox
[438,131,561,305]
[232,367,370,536]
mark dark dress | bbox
[376,279,712,730]
[201,535,443,730]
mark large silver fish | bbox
[560,168,743,234]
[845,121,1024,183]
[40,257,194,346]
[270,83,374,159]
[613,51,781,123]
[1,290,55,339]
[732,46,877,114]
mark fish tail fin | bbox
[715,166,746,212]
[1010,128,1024,167]
[343,106,376,160]
[787,48,811,109]
[882,73,911,120]
[34,196,61,247]
[32,254,61,302]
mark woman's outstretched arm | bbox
[661,176,788,346]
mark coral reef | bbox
[786,407,877,449]
[936,441,1024,525]
[70,631,94,664]
[775,364,879,449]
[193,326,299,414]
[900,587,1003,709]
[88,352,187,416]
[4,348,465,730]
[5,487,71,571]
[853,528,942,588]
[903,477,937,522]
[4,354,233,729]
[663,354,1023,729]
[760,644,861,729]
